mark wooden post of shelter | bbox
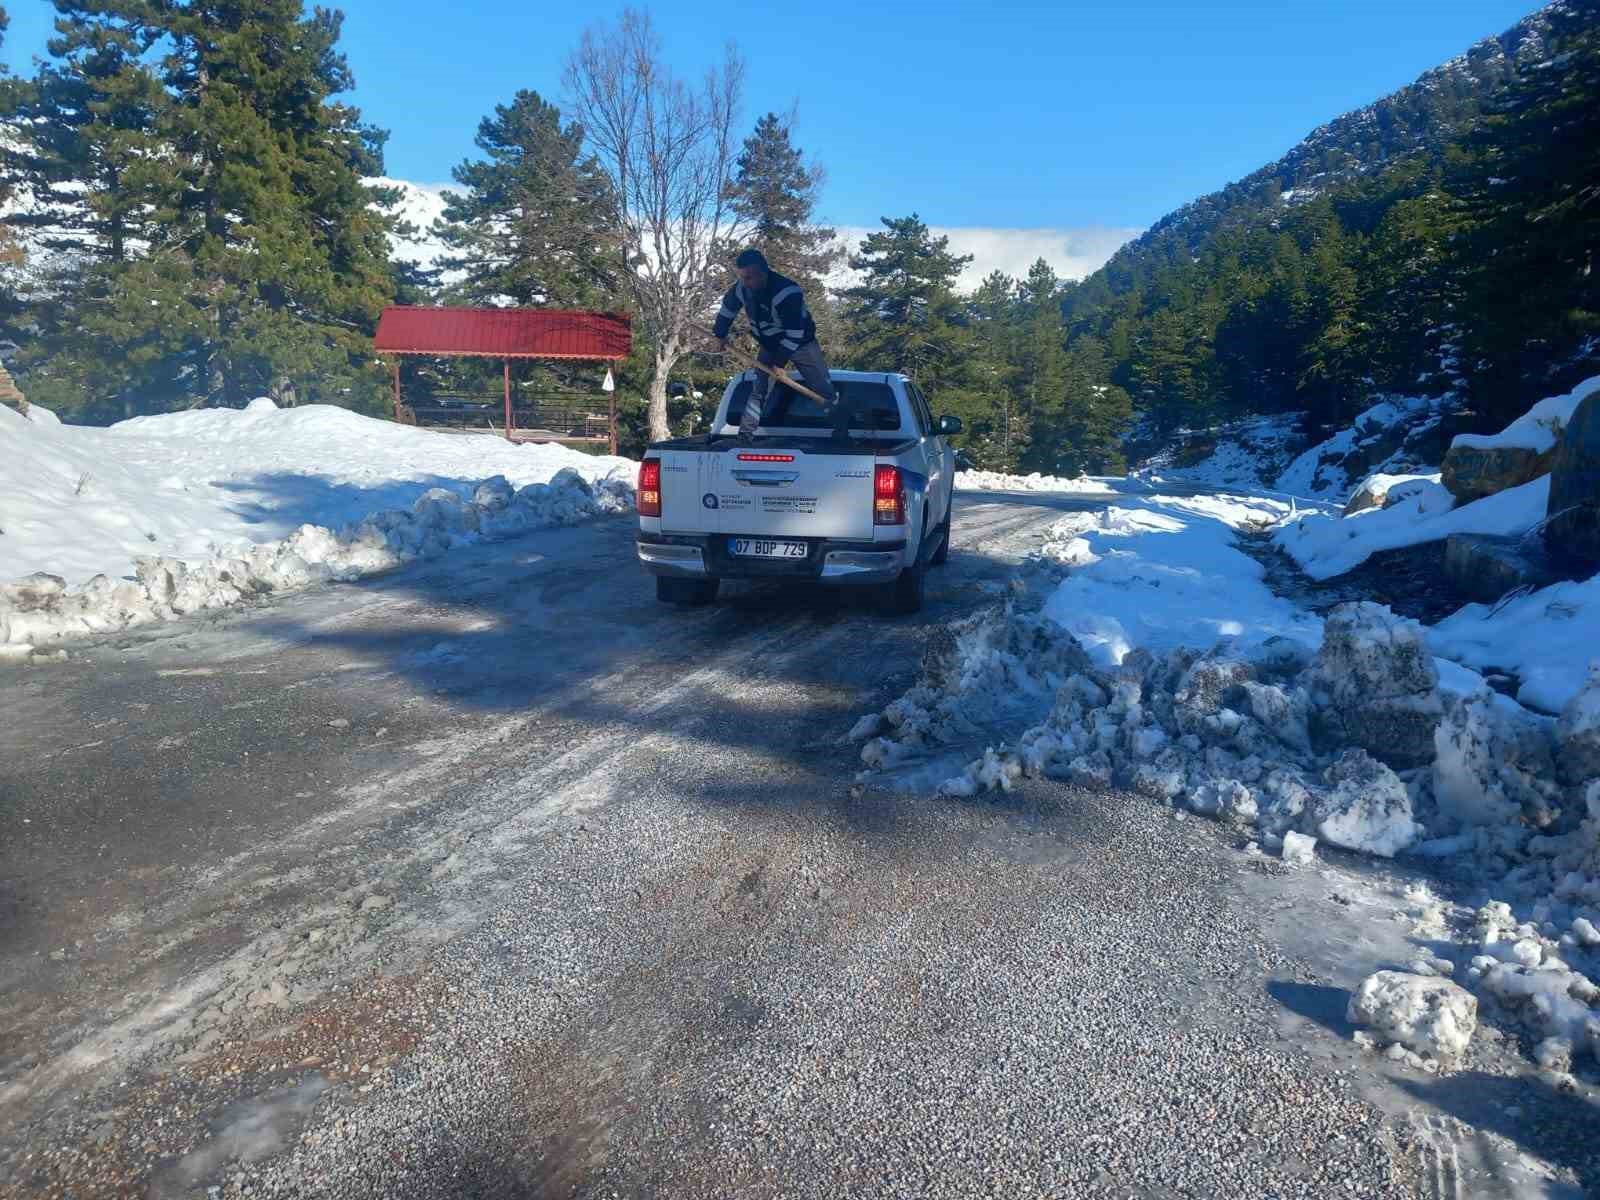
[391,360,401,422]
[503,359,512,441]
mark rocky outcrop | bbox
[1543,389,1600,563]
[0,362,26,416]
[1442,534,1561,604]
[1441,441,1553,504]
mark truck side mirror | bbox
[938,414,963,436]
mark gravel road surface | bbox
[2,490,1585,1198]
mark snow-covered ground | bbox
[1036,492,1320,665]
[848,465,1600,1075]
[953,469,1130,495]
[0,400,635,655]
[1429,575,1600,716]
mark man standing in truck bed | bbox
[712,248,848,443]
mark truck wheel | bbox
[930,513,952,566]
[880,565,925,616]
[656,576,720,606]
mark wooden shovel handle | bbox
[692,324,832,408]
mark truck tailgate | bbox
[659,446,878,540]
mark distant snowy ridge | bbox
[370,176,451,273]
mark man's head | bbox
[734,248,769,290]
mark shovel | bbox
[692,324,833,408]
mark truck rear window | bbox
[724,378,902,432]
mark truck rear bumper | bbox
[637,534,907,585]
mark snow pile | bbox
[954,469,1124,495]
[1463,900,1600,1074]
[851,591,1600,869]
[854,598,1430,858]
[1347,970,1478,1067]
[1272,474,1547,581]
[0,401,635,654]
[1450,375,1600,455]
[1134,413,1303,492]
[1275,396,1452,501]
[850,591,1600,1060]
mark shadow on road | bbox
[1265,980,1355,1038]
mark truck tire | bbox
[880,564,925,616]
[656,576,720,606]
[929,512,952,566]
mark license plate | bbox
[730,538,808,559]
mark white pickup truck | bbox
[636,368,961,614]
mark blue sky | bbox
[4,0,1537,275]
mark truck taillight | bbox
[874,464,905,525]
[637,458,661,517]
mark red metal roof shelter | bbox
[374,306,632,447]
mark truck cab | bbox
[636,368,961,614]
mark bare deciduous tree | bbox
[565,9,746,441]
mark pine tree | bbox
[840,214,973,384]
[434,89,619,308]
[0,5,21,272]
[725,114,841,294]
[5,0,398,418]
[963,270,1021,467]
[1454,0,1600,423]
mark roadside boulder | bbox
[1348,970,1478,1060]
[1544,388,1600,564]
[1309,603,1443,768]
[1443,534,1561,605]
[1441,440,1552,504]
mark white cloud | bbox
[374,177,1142,295]
[830,224,1142,292]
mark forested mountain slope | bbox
[1061,0,1598,448]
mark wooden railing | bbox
[407,392,610,439]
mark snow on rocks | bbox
[1272,471,1545,582]
[0,400,636,654]
[1132,412,1303,492]
[1347,970,1478,1064]
[1450,374,1600,458]
[1342,472,1448,516]
[1275,396,1451,502]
